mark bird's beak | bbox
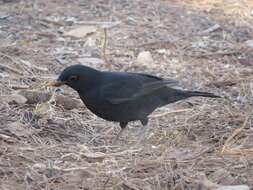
[46,80,65,87]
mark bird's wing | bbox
[102,77,178,104]
[131,73,164,81]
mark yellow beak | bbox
[46,80,64,87]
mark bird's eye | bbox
[68,75,79,81]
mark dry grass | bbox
[0,0,253,189]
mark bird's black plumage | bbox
[49,64,219,138]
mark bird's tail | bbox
[185,90,220,98]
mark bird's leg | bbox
[113,121,128,142]
[136,118,149,144]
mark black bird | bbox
[47,64,219,140]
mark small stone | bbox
[32,163,47,171]
[244,40,253,48]
[136,51,154,66]
[156,49,167,54]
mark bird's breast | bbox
[78,90,160,122]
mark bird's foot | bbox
[112,128,126,144]
[135,125,150,145]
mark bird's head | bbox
[47,64,101,92]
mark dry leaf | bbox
[3,94,28,104]
[121,182,140,190]
[209,168,235,184]
[4,90,51,105]
[64,26,97,38]
[81,152,106,162]
[82,152,106,159]
[32,163,47,172]
[216,185,249,190]
[17,90,51,104]
[206,81,236,88]
[0,133,15,143]
[7,122,36,137]
[34,102,51,116]
[55,94,82,110]
[61,168,95,178]
[198,173,249,190]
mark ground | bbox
[0,0,253,189]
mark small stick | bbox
[150,108,192,118]
[221,117,248,153]
[197,24,221,35]
[186,51,240,58]
[102,28,107,62]
[10,85,30,90]
[0,63,23,75]
[102,176,111,190]
[0,52,20,65]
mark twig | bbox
[0,52,20,65]
[19,59,48,72]
[150,108,192,118]
[102,176,111,190]
[116,24,219,50]
[61,167,90,172]
[40,18,64,26]
[10,85,30,90]
[0,63,23,75]
[221,117,248,153]
[74,21,121,28]
[0,133,12,140]
[0,52,26,75]
[223,148,253,156]
[20,31,57,38]
[102,28,107,62]
[197,24,221,35]
[185,51,241,58]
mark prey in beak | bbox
[46,80,65,87]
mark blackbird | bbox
[47,64,219,140]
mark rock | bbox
[136,51,154,66]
